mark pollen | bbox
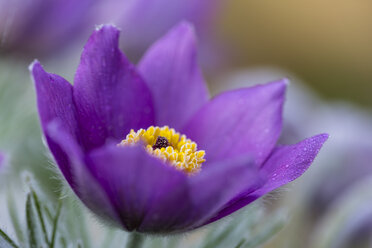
[118,126,206,173]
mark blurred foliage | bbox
[1,178,92,248]
[219,0,372,106]
[310,177,372,248]
[0,58,61,197]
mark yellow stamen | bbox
[118,126,206,173]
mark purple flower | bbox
[30,22,327,233]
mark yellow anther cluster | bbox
[119,126,206,173]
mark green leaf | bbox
[76,240,83,248]
[7,191,25,245]
[59,236,67,248]
[0,227,19,248]
[31,188,49,246]
[43,205,54,224]
[201,204,264,248]
[234,239,246,248]
[61,193,91,248]
[242,214,285,248]
[26,193,38,248]
[201,222,240,248]
[50,200,62,248]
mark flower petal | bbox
[258,133,329,194]
[206,134,328,224]
[73,25,155,150]
[138,156,264,232]
[30,61,80,185]
[185,156,265,230]
[183,80,287,165]
[45,121,122,229]
[138,22,209,130]
[87,144,189,233]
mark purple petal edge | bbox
[45,121,124,229]
[183,79,287,166]
[205,133,329,224]
[30,60,80,185]
[138,21,209,130]
[184,156,265,230]
[73,24,155,150]
[87,144,189,233]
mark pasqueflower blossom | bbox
[30,22,327,233]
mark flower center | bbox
[118,126,205,173]
[152,136,170,150]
